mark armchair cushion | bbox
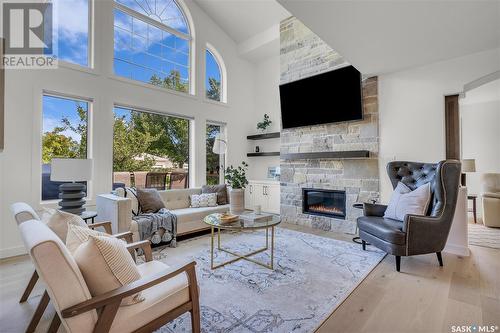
[66,224,109,254]
[357,216,406,245]
[74,235,145,306]
[45,209,89,243]
[384,182,431,221]
[109,261,190,333]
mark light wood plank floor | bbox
[1,223,499,333]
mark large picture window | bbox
[113,0,191,93]
[42,95,89,200]
[54,0,90,67]
[113,107,190,190]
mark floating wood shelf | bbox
[281,150,370,160]
[247,132,280,140]
[247,152,280,157]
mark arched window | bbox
[205,46,226,103]
[113,0,193,93]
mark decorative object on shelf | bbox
[257,113,272,133]
[50,158,93,215]
[461,158,476,187]
[212,133,227,181]
[225,161,249,214]
[255,146,260,153]
[267,166,280,179]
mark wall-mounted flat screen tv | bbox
[279,65,363,129]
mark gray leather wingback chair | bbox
[357,160,461,272]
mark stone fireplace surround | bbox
[279,17,379,234]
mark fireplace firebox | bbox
[302,188,346,219]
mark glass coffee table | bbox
[203,213,281,270]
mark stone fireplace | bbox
[302,189,346,220]
[279,17,380,233]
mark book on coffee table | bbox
[240,212,273,223]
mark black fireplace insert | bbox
[302,188,346,219]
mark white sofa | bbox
[96,188,230,241]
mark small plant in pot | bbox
[257,114,272,133]
[225,161,249,214]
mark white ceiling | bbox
[274,0,500,75]
[461,79,500,105]
[194,0,290,43]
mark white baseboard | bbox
[0,246,27,259]
[444,243,470,257]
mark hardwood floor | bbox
[1,223,498,333]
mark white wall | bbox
[461,100,500,216]
[247,55,281,181]
[0,0,257,258]
[378,48,500,201]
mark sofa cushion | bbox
[136,188,165,213]
[161,188,201,210]
[109,261,189,333]
[174,205,230,224]
[74,235,144,306]
[357,216,406,245]
[116,187,140,216]
[190,193,217,208]
[202,184,228,205]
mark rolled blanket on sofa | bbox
[132,208,177,247]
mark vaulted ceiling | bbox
[276,0,500,74]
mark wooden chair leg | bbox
[186,266,201,333]
[25,290,49,333]
[20,270,39,303]
[436,252,443,267]
[395,256,401,272]
[47,312,61,333]
[361,240,366,251]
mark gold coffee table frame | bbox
[204,213,281,270]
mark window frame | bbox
[112,103,192,188]
[40,92,93,203]
[205,44,226,103]
[113,1,193,94]
[206,120,226,185]
[55,0,94,69]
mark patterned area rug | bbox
[468,223,500,249]
[150,228,385,333]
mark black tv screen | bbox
[280,65,363,129]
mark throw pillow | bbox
[384,182,432,221]
[73,235,144,306]
[190,193,217,208]
[202,184,228,205]
[66,224,109,254]
[136,188,165,214]
[44,209,88,243]
[116,187,140,216]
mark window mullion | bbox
[114,3,191,41]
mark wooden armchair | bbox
[18,218,200,333]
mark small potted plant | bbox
[225,161,249,214]
[257,114,272,133]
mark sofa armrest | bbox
[363,203,387,217]
[96,194,132,234]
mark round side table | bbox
[352,203,370,245]
[81,211,97,224]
